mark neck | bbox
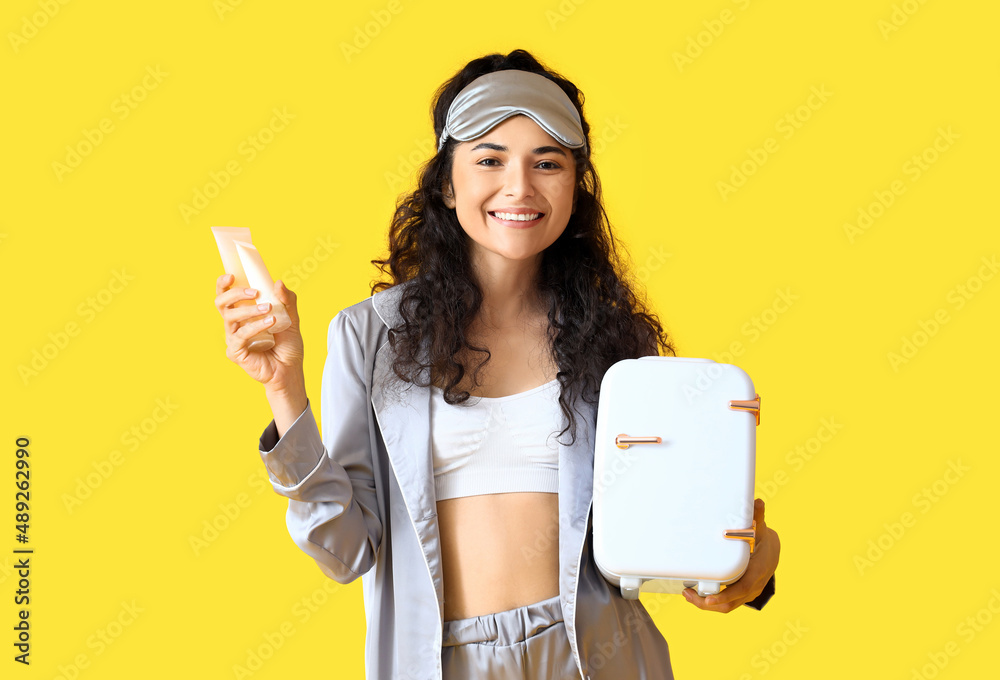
[470,251,546,330]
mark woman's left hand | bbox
[682,498,779,613]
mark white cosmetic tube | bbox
[234,240,291,335]
[211,226,277,352]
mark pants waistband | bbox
[442,594,564,647]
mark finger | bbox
[216,273,235,295]
[227,314,276,364]
[753,500,770,551]
[682,536,771,613]
[682,588,741,614]
[274,280,298,323]
[227,335,255,367]
[233,312,276,344]
[216,286,258,311]
[216,290,263,337]
[705,580,754,608]
[215,286,259,314]
[224,301,273,329]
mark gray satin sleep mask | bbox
[437,69,587,154]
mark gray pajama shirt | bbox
[257,279,683,679]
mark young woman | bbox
[214,49,779,680]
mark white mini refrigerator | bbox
[592,356,761,599]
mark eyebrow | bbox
[469,142,567,157]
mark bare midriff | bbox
[432,313,562,622]
[438,492,560,621]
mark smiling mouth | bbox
[488,211,544,224]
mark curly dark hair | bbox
[370,48,676,445]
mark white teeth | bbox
[493,212,540,221]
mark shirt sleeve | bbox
[743,573,775,610]
[257,309,382,583]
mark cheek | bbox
[455,206,487,236]
[546,176,576,207]
[453,183,489,215]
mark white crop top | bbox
[430,378,563,501]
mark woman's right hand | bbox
[214,273,305,392]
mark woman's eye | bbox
[476,158,561,169]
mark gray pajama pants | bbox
[441,594,580,679]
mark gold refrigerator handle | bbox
[728,393,761,426]
[724,520,757,554]
[614,435,662,450]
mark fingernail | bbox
[257,303,270,311]
[245,288,257,296]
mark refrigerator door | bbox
[593,357,758,598]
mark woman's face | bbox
[444,114,576,271]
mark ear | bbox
[443,182,456,209]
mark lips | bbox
[488,211,545,228]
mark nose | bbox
[502,159,534,198]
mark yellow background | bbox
[3,0,998,678]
